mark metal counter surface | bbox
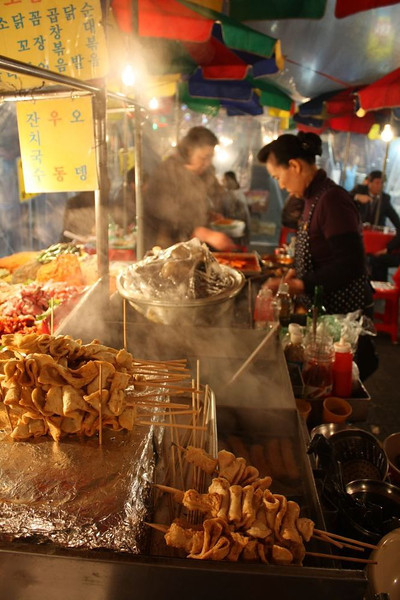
[0,288,368,600]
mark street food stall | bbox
[1,2,400,599]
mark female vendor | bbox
[143,126,235,253]
[257,132,377,379]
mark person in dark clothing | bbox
[60,191,96,242]
[257,132,377,380]
[143,126,235,252]
[112,167,149,230]
[351,170,400,281]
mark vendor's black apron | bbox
[294,179,370,314]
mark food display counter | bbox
[0,280,369,600]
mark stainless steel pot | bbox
[117,265,245,326]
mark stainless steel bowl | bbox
[310,423,357,440]
[117,265,245,326]
[343,479,400,543]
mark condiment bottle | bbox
[254,287,276,329]
[302,336,335,426]
[307,284,327,331]
[284,323,305,369]
[276,282,292,327]
[332,337,353,398]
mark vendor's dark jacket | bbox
[351,184,400,252]
[301,170,371,308]
[143,154,209,251]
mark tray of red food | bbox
[212,252,262,275]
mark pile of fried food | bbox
[0,332,147,441]
[156,446,314,565]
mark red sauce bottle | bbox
[332,338,353,398]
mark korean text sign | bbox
[17,96,98,193]
[0,0,107,89]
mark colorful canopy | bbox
[228,0,327,20]
[357,67,400,111]
[335,0,400,18]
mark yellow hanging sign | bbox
[0,0,108,90]
[17,95,98,193]
[17,157,39,201]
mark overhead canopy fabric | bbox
[334,0,400,18]
[138,0,277,56]
[228,0,328,20]
[357,67,400,111]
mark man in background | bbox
[351,170,400,280]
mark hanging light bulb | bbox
[356,107,366,118]
[149,97,159,110]
[121,64,136,88]
[381,123,394,143]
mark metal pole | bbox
[92,90,110,295]
[339,131,351,187]
[134,105,144,260]
[122,112,129,233]
[0,55,144,111]
[175,87,181,146]
[374,140,391,226]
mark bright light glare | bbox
[149,97,159,110]
[215,145,229,161]
[219,135,233,147]
[263,134,273,145]
[121,64,136,87]
[171,141,177,147]
[381,123,394,143]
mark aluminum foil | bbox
[0,423,157,553]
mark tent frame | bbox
[0,54,145,298]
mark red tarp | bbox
[335,0,400,18]
[357,67,400,111]
[138,0,213,42]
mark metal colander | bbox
[329,429,388,485]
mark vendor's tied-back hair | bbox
[177,126,219,163]
[257,132,323,166]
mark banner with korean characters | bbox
[17,157,39,201]
[0,0,108,90]
[16,95,98,193]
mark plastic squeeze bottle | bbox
[332,337,353,398]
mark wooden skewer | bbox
[138,409,199,417]
[50,298,54,336]
[132,370,190,378]
[313,534,364,552]
[227,323,279,385]
[145,522,169,534]
[123,298,127,350]
[313,534,343,549]
[133,382,197,391]
[314,528,379,550]
[132,400,190,409]
[98,363,103,447]
[4,404,13,432]
[134,358,187,366]
[153,483,184,502]
[136,420,207,431]
[306,551,377,565]
[171,441,187,453]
